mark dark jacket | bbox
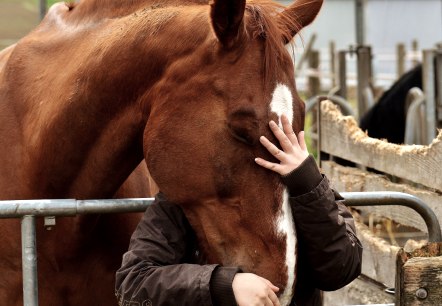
[115,156,362,306]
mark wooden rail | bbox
[319,101,442,192]
[319,100,442,305]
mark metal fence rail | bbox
[0,192,440,306]
[342,191,442,243]
[1,198,154,306]
[0,198,154,218]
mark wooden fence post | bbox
[357,46,373,118]
[396,243,442,305]
[412,39,419,67]
[423,49,437,144]
[296,33,317,71]
[397,43,406,79]
[329,41,336,87]
[308,50,320,97]
[435,48,442,124]
[336,50,347,99]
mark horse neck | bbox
[12,97,145,199]
[0,52,146,200]
[0,4,211,200]
[63,0,209,22]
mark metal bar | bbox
[0,199,77,218]
[1,199,153,306]
[1,192,440,306]
[305,95,355,117]
[21,216,38,306]
[76,198,154,214]
[342,191,442,242]
[423,49,436,144]
[404,88,425,145]
[0,199,154,218]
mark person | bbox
[115,115,363,306]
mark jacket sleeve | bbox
[115,196,239,306]
[281,156,363,291]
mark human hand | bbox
[255,114,309,175]
[232,273,280,306]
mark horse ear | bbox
[210,0,246,48]
[278,0,323,43]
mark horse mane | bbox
[63,0,299,84]
[63,0,209,20]
[245,1,301,85]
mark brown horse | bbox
[0,0,323,305]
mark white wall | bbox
[278,0,442,88]
[279,0,442,50]
[366,0,442,50]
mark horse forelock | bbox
[244,1,298,86]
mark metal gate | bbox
[0,192,440,306]
[1,198,154,306]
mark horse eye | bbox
[228,126,256,146]
[227,108,259,146]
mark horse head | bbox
[0,0,322,304]
[141,0,323,303]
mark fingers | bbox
[259,135,286,162]
[298,131,308,152]
[232,273,281,306]
[255,116,309,175]
[268,290,281,306]
[261,278,279,293]
[281,114,299,147]
[262,281,280,306]
[254,157,283,175]
[269,121,294,154]
[264,296,274,306]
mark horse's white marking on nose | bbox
[270,84,297,305]
[276,190,297,306]
[270,83,293,127]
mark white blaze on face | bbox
[270,84,294,127]
[270,83,297,306]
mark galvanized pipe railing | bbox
[342,191,442,242]
[1,198,154,306]
[21,216,38,306]
[0,198,154,218]
[1,192,440,306]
